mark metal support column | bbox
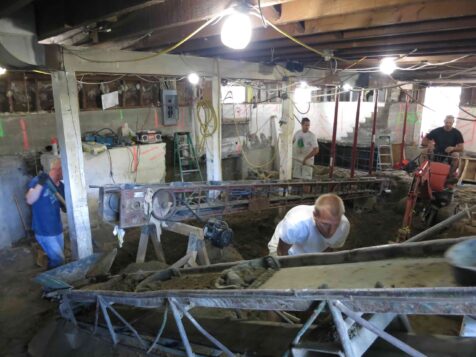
[51,70,93,259]
[368,90,379,175]
[399,94,410,166]
[350,90,362,177]
[329,88,339,179]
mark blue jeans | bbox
[35,233,65,269]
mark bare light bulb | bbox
[187,72,200,85]
[221,12,252,50]
[379,57,397,75]
[0,66,6,75]
[343,83,353,91]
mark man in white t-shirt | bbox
[268,194,350,256]
[293,117,319,166]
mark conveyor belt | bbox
[260,257,456,290]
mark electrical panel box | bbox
[162,89,179,125]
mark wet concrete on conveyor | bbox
[259,257,456,289]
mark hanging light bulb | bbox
[343,83,353,91]
[187,72,200,85]
[379,57,397,75]
[221,11,252,50]
[0,66,6,75]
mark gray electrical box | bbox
[162,89,179,125]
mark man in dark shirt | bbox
[422,115,464,175]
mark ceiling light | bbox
[343,83,353,91]
[299,81,308,88]
[221,11,252,50]
[294,87,311,104]
[0,66,6,75]
[187,72,200,85]
[379,57,397,75]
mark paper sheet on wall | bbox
[101,91,119,110]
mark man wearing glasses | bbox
[268,194,350,256]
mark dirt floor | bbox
[1,168,475,355]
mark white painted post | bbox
[206,76,222,182]
[279,82,295,180]
[51,71,93,259]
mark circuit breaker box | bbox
[162,89,179,125]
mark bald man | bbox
[422,115,464,175]
[268,194,350,256]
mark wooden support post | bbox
[150,227,166,263]
[206,75,222,182]
[136,224,166,263]
[51,71,93,259]
[368,90,379,175]
[279,82,294,180]
[136,225,150,263]
[350,90,362,178]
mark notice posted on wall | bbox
[101,91,119,110]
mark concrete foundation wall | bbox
[0,107,192,155]
[0,156,31,248]
[0,107,188,248]
[457,107,476,153]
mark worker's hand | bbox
[37,173,50,186]
[445,146,454,154]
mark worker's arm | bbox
[302,147,319,164]
[26,185,43,205]
[25,173,49,205]
[277,239,292,256]
[445,143,464,153]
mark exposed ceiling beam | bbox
[93,0,291,47]
[169,17,476,56]
[49,45,327,81]
[276,0,432,24]
[0,0,33,18]
[129,0,476,53]
[36,0,166,41]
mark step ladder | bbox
[377,135,393,171]
[174,132,203,182]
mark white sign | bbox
[101,91,119,110]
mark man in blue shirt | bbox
[26,159,66,269]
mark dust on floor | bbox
[0,246,56,356]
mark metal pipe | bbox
[147,305,169,353]
[107,303,147,349]
[328,301,356,357]
[169,299,194,357]
[400,94,410,166]
[329,88,339,179]
[98,296,118,345]
[175,300,234,357]
[292,301,326,345]
[333,301,426,357]
[406,205,476,243]
[350,90,362,178]
[368,90,379,175]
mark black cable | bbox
[105,148,115,184]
